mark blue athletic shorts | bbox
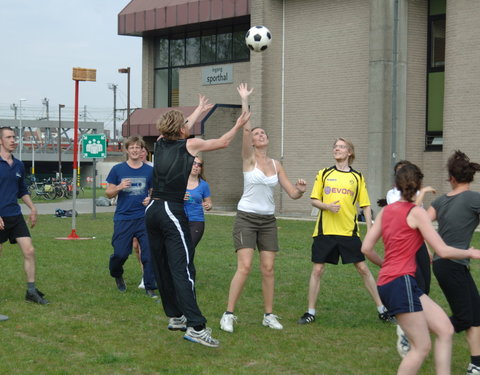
[378,275,424,316]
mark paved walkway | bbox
[20,199,116,215]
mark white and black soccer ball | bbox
[245,25,272,52]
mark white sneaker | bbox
[467,363,480,374]
[220,312,237,333]
[168,315,187,331]
[138,279,145,289]
[396,325,410,358]
[184,327,220,348]
[262,314,283,330]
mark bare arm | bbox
[184,94,214,131]
[105,179,131,199]
[276,161,306,199]
[415,186,436,206]
[361,209,384,267]
[20,194,37,228]
[311,198,341,213]
[362,205,372,231]
[202,196,213,211]
[426,205,437,221]
[237,83,255,165]
[186,111,251,155]
[410,206,480,259]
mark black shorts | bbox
[0,215,31,244]
[433,258,480,332]
[311,234,365,264]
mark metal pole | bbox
[127,68,130,137]
[69,80,80,239]
[58,104,65,180]
[18,99,26,160]
[31,136,35,176]
[92,158,96,219]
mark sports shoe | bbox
[220,312,237,333]
[145,289,159,299]
[138,279,145,289]
[0,314,8,321]
[297,312,316,325]
[378,311,396,323]
[396,325,410,358]
[168,315,187,331]
[115,277,126,292]
[25,288,49,305]
[467,363,480,374]
[184,327,220,348]
[262,314,283,330]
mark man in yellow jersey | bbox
[297,137,390,325]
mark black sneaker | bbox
[297,312,316,324]
[25,288,49,305]
[145,289,159,299]
[115,277,126,292]
[378,311,396,323]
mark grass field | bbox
[0,212,477,374]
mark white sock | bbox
[377,305,387,314]
[308,308,316,316]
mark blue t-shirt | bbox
[184,179,211,222]
[106,162,153,221]
[0,156,29,217]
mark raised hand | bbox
[237,83,254,99]
[197,94,214,113]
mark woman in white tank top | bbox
[219,83,307,333]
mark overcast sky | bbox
[0,0,142,119]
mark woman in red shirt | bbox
[362,163,480,375]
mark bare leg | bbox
[466,326,480,356]
[354,261,383,307]
[420,294,454,375]
[16,237,35,283]
[226,248,254,312]
[259,250,276,313]
[132,237,143,270]
[396,311,431,375]
[307,263,325,310]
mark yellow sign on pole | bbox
[72,68,96,82]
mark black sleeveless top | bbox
[151,138,194,203]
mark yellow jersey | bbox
[311,166,371,237]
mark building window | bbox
[154,23,250,108]
[426,0,446,150]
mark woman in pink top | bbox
[362,163,480,375]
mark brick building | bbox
[118,0,480,216]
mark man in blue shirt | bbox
[105,136,157,298]
[0,127,48,310]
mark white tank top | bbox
[237,160,278,215]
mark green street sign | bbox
[82,134,107,159]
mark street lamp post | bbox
[18,99,27,160]
[58,104,65,180]
[108,83,118,143]
[118,67,130,137]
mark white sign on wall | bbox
[202,65,233,85]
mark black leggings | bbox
[189,221,205,249]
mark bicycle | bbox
[27,178,56,200]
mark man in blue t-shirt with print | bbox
[106,136,157,298]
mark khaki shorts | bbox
[233,210,279,252]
